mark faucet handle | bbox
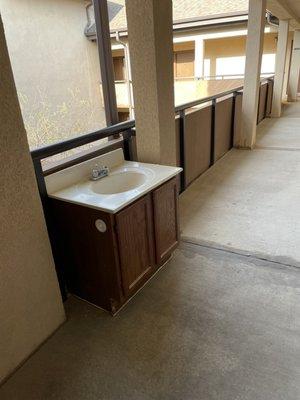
[91,164,100,179]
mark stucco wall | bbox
[0,16,65,383]
[0,0,105,149]
[204,33,277,76]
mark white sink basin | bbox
[90,170,147,195]
[45,148,182,213]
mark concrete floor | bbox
[1,103,300,399]
[256,103,300,150]
[180,102,300,265]
[0,242,299,400]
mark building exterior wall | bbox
[0,15,65,383]
[0,0,105,149]
[201,32,277,77]
[113,32,278,110]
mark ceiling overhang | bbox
[267,0,300,29]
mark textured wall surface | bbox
[125,0,177,166]
[0,16,65,383]
[0,0,105,149]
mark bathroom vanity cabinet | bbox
[50,176,179,314]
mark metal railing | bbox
[31,77,274,199]
[30,76,273,299]
[175,85,243,189]
[202,72,274,80]
[31,119,135,300]
[175,77,273,189]
[31,119,135,204]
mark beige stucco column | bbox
[288,30,300,101]
[282,32,293,101]
[125,0,176,165]
[0,16,65,382]
[195,38,205,79]
[271,20,289,117]
[238,0,266,149]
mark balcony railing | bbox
[31,77,274,200]
[175,77,274,190]
[31,76,273,298]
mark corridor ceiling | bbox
[267,0,300,28]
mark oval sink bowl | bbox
[91,171,147,195]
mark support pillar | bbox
[210,55,217,78]
[94,0,118,125]
[271,20,289,117]
[125,0,176,165]
[195,38,205,79]
[238,0,266,149]
[288,30,300,101]
[282,32,293,101]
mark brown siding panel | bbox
[184,106,212,186]
[214,97,233,162]
[233,93,243,146]
[266,80,274,117]
[175,116,181,167]
[257,83,268,123]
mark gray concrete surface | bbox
[0,242,299,400]
[256,102,300,150]
[256,117,300,149]
[180,102,300,265]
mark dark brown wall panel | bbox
[175,116,181,167]
[266,80,273,116]
[233,93,243,146]
[257,83,268,123]
[214,97,233,162]
[184,105,212,186]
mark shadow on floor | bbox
[1,242,299,400]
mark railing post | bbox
[123,129,134,161]
[32,158,48,209]
[179,110,186,191]
[210,98,216,166]
[32,158,67,301]
[230,92,238,148]
[266,78,273,117]
[264,81,269,119]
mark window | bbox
[174,51,195,79]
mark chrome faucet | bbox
[91,164,109,181]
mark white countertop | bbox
[45,149,182,214]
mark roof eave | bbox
[85,12,251,41]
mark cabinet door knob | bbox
[95,219,107,233]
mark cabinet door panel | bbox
[153,178,179,264]
[116,194,155,297]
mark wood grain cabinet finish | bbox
[49,176,180,314]
[153,178,179,263]
[115,194,155,297]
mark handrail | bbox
[31,118,135,161]
[31,76,274,161]
[202,72,274,80]
[174,76,274,113]
[29,75,275,304]
[174,85,244,113]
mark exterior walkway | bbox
[0,242,299,400]
[0,103,299,400]
[179,102,300,266]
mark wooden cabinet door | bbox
[153,178,179,264]
[115,194,155,297]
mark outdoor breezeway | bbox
[179,101,300,266]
